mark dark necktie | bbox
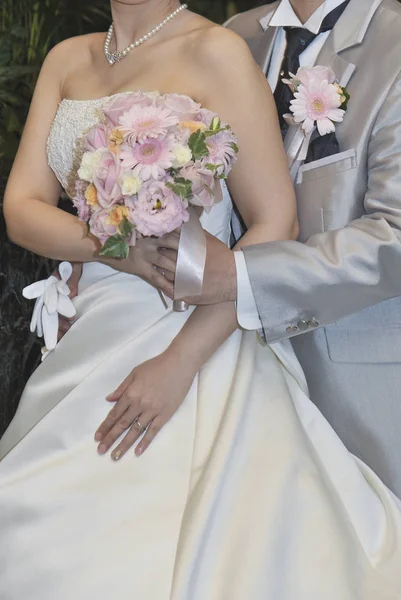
[274,1,350,137]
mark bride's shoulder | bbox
[42,32,102,73]
[37,33,104,96]
[183,17,272,115]
[188,20,255,75]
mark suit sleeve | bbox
[243,69,401,343]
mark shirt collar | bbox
[260,0,348,35]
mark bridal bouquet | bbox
[72,91,238,258]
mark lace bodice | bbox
[46,92,233,244]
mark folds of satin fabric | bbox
[0,263,401,599]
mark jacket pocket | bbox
[324,297,401,364]
[297,149,357,184]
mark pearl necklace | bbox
[104,4,188,66]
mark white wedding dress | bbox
[1,93,401,600]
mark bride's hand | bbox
[94,349,197,460]
[100,232,180,299]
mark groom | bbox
[187,0,401,496]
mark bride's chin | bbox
[110,0,177,7]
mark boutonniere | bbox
[283,66,350,137]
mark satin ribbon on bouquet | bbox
[172,206,207,312]
[171,179,223,312]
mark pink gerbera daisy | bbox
[120,136,175,181]
[118,104,179,144]
[206,130,238,177]
[290,79,345,136]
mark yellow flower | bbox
[172,144,192,167]
[110,128,125,144]
[106,205,130,227]
[108,128,125,154]
[333,82,347,104]
[84,183,99,207]
[180,121,207,135]
[121,173,142,196]
[78,150,102,183]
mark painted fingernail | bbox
[136,445,144,456]
[94,432,102,442]
[112,450,122,461]
[98,444,107,455]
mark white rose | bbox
[172,144,192,168]
[77,150,103,183]
[121,172,142,196]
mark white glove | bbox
[23,262,77,360]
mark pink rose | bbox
[89,209,119,244]
[132,180,189,237]
[181,162,216,211]
[103,92,154,127]
[84,123,108,152]
[92,151,123,208]
[296,66,336,87]
[162,93,201,120]
[195,108,217,128]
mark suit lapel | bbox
[253,26,278,74]
[314,0,384,84]
[249,4,280,74]
[315,36,355,88]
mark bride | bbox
[1,0,401,598]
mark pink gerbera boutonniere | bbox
[283,66,350,136]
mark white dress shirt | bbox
[234,0,347,330]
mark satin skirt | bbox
[1,263,401,599]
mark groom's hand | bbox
[183,232,237,305]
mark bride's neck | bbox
[110,0,181,50]
[290,0,324,23]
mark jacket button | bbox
[308,318,319,328]
[286,325,298,333]
[297,319,309,331]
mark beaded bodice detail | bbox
[46,92,233,243]
[47,93,131,195]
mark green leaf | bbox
[188,130,209,161]
[205,162,224,173]
[166,177,193,201]
[204,126,230,138]
[119,217,134,238]
[340,88,350,111]
[210,116,221,131]
[99,235,129,259]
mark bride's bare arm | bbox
[3,38,175,296]
[96,30,297,459]
[167,29,298,365]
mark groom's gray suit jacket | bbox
[227,0,401,496]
